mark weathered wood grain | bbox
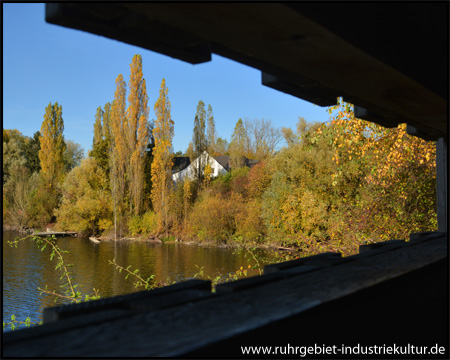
[43,279,211,323]
[358,239,406,253]
[216,265,319,294]
[264,252,343,274]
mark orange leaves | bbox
[245,162,272,199]
[107,55,152,229]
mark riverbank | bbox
[3,222,298,254]
[2,224,36,235]
[97,233,299,253]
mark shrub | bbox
[245,161,272,199]
[54,158,112,235]
[229,167,250,196]
[141,210,158,234]
[188,192,239,244]
[235,198,265,243]
[128,216,142,236]
[128,211,158,237]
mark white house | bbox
[172,151,230,183]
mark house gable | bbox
[214,155,231,171]
[172,152,259,183]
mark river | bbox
[3,230,277,331]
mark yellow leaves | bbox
[151,79,174,226]
[203,163,213,188]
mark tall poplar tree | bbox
[127,54,150,216]
[24,131,41,174]
[151,78,174,234]
[39,102,66,185]
[110,74,127,238]
[193,100,207,156]
[192,100,207,187]
[93,106,103,147]
[206,104,216,155]
[229,118,247,169]
[89,104,110,175]
[102,102,112,143]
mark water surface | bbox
[3,231,275,330]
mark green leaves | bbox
[4,314,41,331]
[109,258,157,291]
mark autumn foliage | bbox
[151,78,174,234]
[179,98,436,253]
[325,98,437,250]
[4,53,437,256]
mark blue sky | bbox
[3,3,333,155]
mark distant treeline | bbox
[3,56,437,255]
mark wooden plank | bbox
[261,72,338,107]
[125,289,214,313]
[3,233,446,357]
[358,239,405,253]
[409,231,446,243]
[216,265,318,294]
[264,252,343,274]
[43,279,211,323]
[4,308,134,345]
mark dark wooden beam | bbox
[45,3,447,139]
[262,72,338,107]
[45,3,211,64]
[436,138,448,233]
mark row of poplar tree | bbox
[3,54,282,238]
[4,54,165,235]
[4,54,437,252]
[73,54,180,238]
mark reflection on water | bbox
[3,231,275,331]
